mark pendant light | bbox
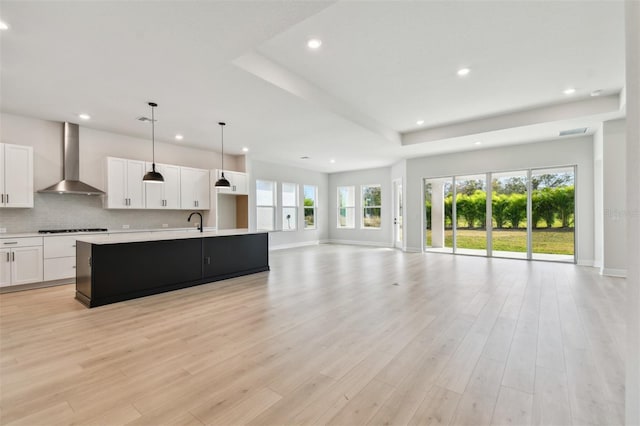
[143,102,164,183]
[215,122,231,187]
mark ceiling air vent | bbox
[559,127,587,136]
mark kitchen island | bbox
[75,230,269,308]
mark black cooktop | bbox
[38,228,108,234]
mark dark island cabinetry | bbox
[76,232,269,308]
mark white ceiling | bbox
[0,1,626,173]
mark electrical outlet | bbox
[162,224,169,228]
[122,224,130,229]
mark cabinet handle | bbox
[1,193,3,203]
[5,194,8,204]
[72,266,76,269]
[3,241,17,245]
[12,252,15,262]
[72,245,76,248]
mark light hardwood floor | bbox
[0,245,626,425]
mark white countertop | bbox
[0,227,212,239]
[76,229,265,245]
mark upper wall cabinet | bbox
[144,163,181,209]
[180,167,210,210]
[105,157,146,209]
[0,143,34,208]
[214,169,248,195]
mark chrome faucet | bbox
[188,212,203,232]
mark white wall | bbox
[0,112,239,191]
[247,159,329,249]
[593,124,604,269]
[405,136,595,263]
[328,167,392,247]
[625,1,640,423]
[0,112,241,232]
[602,119,627,276]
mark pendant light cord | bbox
[220,123,224,172]
[219,122,226,174]
[151,104,156,167]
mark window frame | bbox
[337,186,356,229]
[256,179,276,231]
[303,185,318,230]
[361,184,382,230]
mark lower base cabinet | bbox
[1,239,43,287]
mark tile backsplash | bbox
[0,193,205,233]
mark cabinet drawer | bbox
[44,235,78,258]
[1,237,43,248]
[44,257,76,281]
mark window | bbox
[304,185,317,229]
[337,186,355,228]
[256,180,275,231]
[282,182,298,231]
[362,184,382,228]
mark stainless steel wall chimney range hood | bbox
[38,122,105,195]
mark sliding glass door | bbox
[455,174,487,256]
[491,171,528,259]
[424,178,454,253]
[531,167,575,261]
[423,166,576,263]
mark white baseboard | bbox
[601,268,627,278]
[270,240,320,251]
[404,246,423,253]
[577,259,595,267]
[326,239,394,248]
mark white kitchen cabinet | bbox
[105,157,146,209]
[0,249,10,287]
[43,235,78,281]
[180,167,209,210]
[0,143,34,208]
[0,237,43,287]
[145,163,181,209]
[214,170,248,195]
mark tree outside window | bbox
[362,185,381,228]
[304,185,317,229]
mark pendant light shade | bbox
[215,122,231,187]
[143,102,164,183]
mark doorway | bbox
[393,179,403,249]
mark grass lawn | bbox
[426,228,574,255]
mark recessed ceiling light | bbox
[590,89,602,97]
[175,134,184,140]
[242,147,249,152]
[474,141,482,145]
[78,113,91,120]
[416,120,424,125]
[330,159,336,164]
[563,87,576,95]
[0,21,9,31]
[307,39,322,49]
[457,68,470,76]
